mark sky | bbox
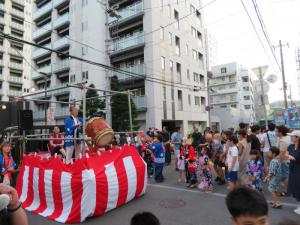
[202,0,300,103]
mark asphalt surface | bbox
[28,157,300,225]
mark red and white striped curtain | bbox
[16,145,147,223]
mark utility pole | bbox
[274,40,289,109]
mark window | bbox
[197,31,202,47]
[160,26,164,40]
[161,56,165,70]
[194,73,199,83]
[178,90,183,111]
[82,71,88,80]
[190,5,196,14]
[231,104,237,108]
[188,94,191,105]
[191,27,196,38]
[70,74,76,83]
[82,21,88,31]
[169,60,173,73]
[195,96,200,106]
[167,4,171,17]
[175,36,180,55]
[187,69,190,80]
[82,46,88,56]
[174,10,179,30]
[163,86,166,100]
[192,49,197,60]
[171,89,174,100]
[201,97,206,112]
[200,75,205,87]
[242,77,249,82]
[244,96,250,100]
[196,10,202,26]
[185,44,189,56]
[160,0,163,10]
[168,32,172,45]
[221,67,227,73]
[220,105,227,108]
[176,63,181,83]
[243,86,249,91]
[244,105,251,110]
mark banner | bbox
[273,109,287,126]
[16,146,147,223]
[287,108,300,129]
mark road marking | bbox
[148,184,299,208]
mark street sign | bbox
[252,65,269,79]
[287,108,300,129]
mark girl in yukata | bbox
[246,149,264,192]
[197,146,214,192]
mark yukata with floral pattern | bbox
[246,158,264,191]
[268,157,282,193]
[197,154,213,191]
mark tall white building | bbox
[31,0,209,135]
[31,0,108,124]
[0,0,32,101]
[204,29,218,70]
[209,62,256,130]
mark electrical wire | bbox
[1,32,205,91]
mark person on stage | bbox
[65,105,83,164]
[49,126,66,157]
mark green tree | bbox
[110,76,139,131]
[80,84,106,118]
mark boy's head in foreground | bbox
[226,187,269,225]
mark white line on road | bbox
[148,184,299,208]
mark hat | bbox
[287,130,300,137]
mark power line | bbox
[240,0,279,73]
[250,0,281,71]
[1,32,204,91]
[107,0,217,46]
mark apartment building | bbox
[0,0,32,101]
[204,29,218,70]
[209,62,256,129]
[31,0,108,124]
[107,0,209,134]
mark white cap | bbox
[287,130,300,137]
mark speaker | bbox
[18,110,33,130]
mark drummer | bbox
[65,105,83,164]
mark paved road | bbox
[28,158,299,225]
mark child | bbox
[246,149,264,192]
[142,139,154,178]
[151,134,165,183]
[226,135,239,190]
[185,139,198,188]
[178,140,186,183]
[197,146,214,192]
[265,146,282,209]
[0,142,17,186]
[226,187,269,225]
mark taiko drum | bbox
[85,117,114,147]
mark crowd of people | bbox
[134,122,300,216]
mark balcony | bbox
[0,90,3,95]
[12,0,25,7]
[33,1,52,21]
[55,107,69,118]
[8,76,23,84]
[32,65,51,80]
[32,43,51,60]
[132,96,146,110]
[0,45,4,53]
[8,90,22,97]
[53,37,70,50]
[33,22,51,40]
[0,75,3,81]
[53,13,69,29]
[113,64,144,81]
[0,17,4,25]
[0,60,3,67]
[53,85,70,96]
[0,3,5,12]
[33,110,45,120]
[108,1,143,24]
[10,21,24,31]
[54,59,69,73]
[9,62,23,70]
[110,33,144,53]
[53,0,69,8]
[8,48,21,56]
[11,8,24,19]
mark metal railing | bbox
[55,107,69,117]
[0,4,5,12]
[108,1,143,23]
[8,90,22,96]
[8,76,23,83]
[111,33,144,52]
[32,43,51,59]
[32,65,51,79]
[54,59,70,72]
[113,64,144,80]
[11,8,24,18]
[0,17,4,25]
[11,21,24,31]
[12,0,25,6]
[132,96,146,109]
[33,22,51,39]
[53,0,69,8]
[53,37,70,50]
[9,62,23,70]
[33,1,52,21]
[53,13,69,29]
